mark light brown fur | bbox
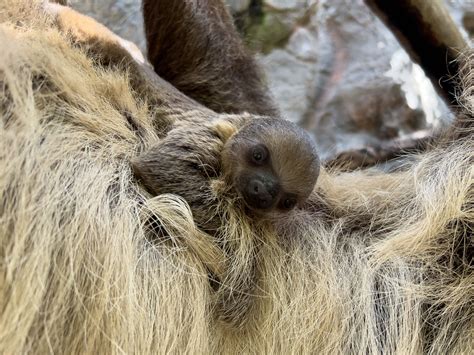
[0,1,472,354]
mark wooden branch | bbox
[364,0,469,106]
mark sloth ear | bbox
[142,0,279,117]
[212,120,239,143]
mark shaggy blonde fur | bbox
[0,1,472,354]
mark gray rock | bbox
[70,0,470,161]
[261,49,317,123]
[69,0,146,52]
[244,11,293,53]
[265,0,309,11]
[251,0,456,158]
[463,10,474,37]
[226,0,251,13]
[287,27,318,61]
[446,0,474,39]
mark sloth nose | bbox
[245,178,278,210]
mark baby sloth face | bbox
[222,118,320,215]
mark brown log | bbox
[364,0,469,106]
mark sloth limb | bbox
[143,0,279,116]
[365,0,468,106]
[42,1,208,135]
[132,120,229,232]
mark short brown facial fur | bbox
[221,118,320,216]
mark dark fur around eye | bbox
[281,196,297,210]
[248,144,269,165]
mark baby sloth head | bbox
[221,118,320,215]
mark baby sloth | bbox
[133,116,320,230]
[221,118,320,216]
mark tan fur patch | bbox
[212,119,238,142]
[43,1,145,63]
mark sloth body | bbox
[132,0,321,228]
[0,1,472,353]
[132,115,320,230]
[46,1,321,229]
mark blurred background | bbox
[69,0,473,162]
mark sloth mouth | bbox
[242,191,273,211]
[241,203,290,223]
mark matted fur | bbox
[0,1,472,354]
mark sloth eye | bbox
[253,151,263,161]
[282,197,297,210]
[250,145,268,165]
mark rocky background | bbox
[69,0,473,162]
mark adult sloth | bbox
[0,0,472,353]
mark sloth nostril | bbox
[245,179,275,210]
[249,180,265,196]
